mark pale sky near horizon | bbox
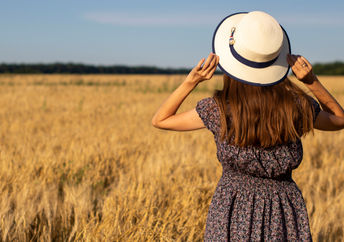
[0,0,343,68]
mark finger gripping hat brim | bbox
[212,12,291,86]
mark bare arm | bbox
[152,53,220,131]
[304,77,344,117]
[287,54,344,130]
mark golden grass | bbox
[0,74,343,241]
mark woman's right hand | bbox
[185,53,219,85]
[287,54,317,85]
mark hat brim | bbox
[212,12,291,86]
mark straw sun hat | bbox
[213,11,291,86]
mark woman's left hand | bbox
[185,53,220,85]
[287,54,316,85]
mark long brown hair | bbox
[213,75,316,148]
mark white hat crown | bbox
[234,11,284,63]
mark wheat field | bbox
[0,74,343,241]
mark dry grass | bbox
[0,74,343,241]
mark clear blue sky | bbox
[0,0,343,68]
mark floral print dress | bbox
[196,96,321,241]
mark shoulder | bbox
[293,93,321,122]
[308,95,321,111]
[196,97,220,118]
[196,96,217,109]
[196,97,220,135]
[195,97,221,135]
[305,95,322,122]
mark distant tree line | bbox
[0,63,191,74]
[312,62,344,75]
[0,62,344,75]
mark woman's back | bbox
[196,96,318,178]
[196,96,320,241]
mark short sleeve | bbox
[309,96,321,123]
[195,97,221,135]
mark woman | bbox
[152,11,344,241]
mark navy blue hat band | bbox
[229,44,279,69]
